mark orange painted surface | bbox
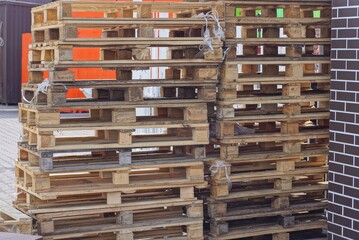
[21,33,31,84]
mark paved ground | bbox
[0,106,21,205]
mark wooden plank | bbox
[29,59,221,70]
[225,38,331,45]
[31,18,222,31]
[32,37,222,48]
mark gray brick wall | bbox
[329,0,359,239]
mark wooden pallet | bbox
[14,183,203,210]
[16,184,206,204]
[28,65,218,84]
[20,122,209,150]
[208,194,327,218]
[16,158,205,194]
[209,182,327,204]
[0,202,32,234]
[213,112,329,138]
[219,62,330,91]
[223,0,331,31]
[30,0,225,44]
[214,106,329,121]
[42,217,203,240]
[213,127,328,145]
[31,19,223,44]
[225,25,330,60]
[209,161,328,197]
[214,109,329,138]
[19,102,209,127]
[25,199,203,239]
[218,58,330,119]
[216,136,329,160]
[226,42,331,60]
[208,195,327,239]
[216,92,330,119]
[31,1,224,23]
[221,57,330,84]
[208,218,326,240]
[206,143,328,165]
[32,23,220,45]
[223,1,331,16]
[22,81,216,106]
[29,44,223,66]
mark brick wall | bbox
[329,0,359,239]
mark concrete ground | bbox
[0,106,21,205]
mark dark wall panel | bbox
[0,4,6,102]
[0,0,51,104]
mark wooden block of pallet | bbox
[0,201,32,234]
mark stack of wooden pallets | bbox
[14,1,224,239]
[207,1,331,239]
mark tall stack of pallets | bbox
[14,1,224,239]
[207,1,331,239]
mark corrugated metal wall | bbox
[0,0,51,104]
